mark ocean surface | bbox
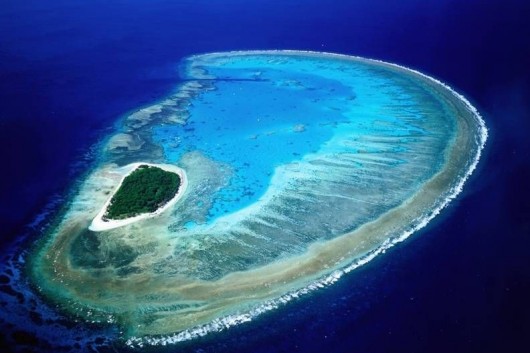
[1,1,529,352]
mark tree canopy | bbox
[104,165,180,220]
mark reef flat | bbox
[29,51,487,346]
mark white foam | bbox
[125,50,488,348]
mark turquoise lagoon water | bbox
[29,51,485,344]
[154,54,451,224]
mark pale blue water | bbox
[153,55,450,223]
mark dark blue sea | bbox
[1,0,529,352]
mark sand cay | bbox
[89,163,188,232]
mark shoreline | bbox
[88,162,188,232]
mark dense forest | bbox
[104,165,181,220]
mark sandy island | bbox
[89,162,188,232]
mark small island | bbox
[89,163,187,231]
[105,164,180,220]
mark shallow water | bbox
[27,51,485,345]
[154,54,449,224]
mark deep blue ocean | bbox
[1,0,529,352]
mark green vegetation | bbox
[104,165,181,220]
